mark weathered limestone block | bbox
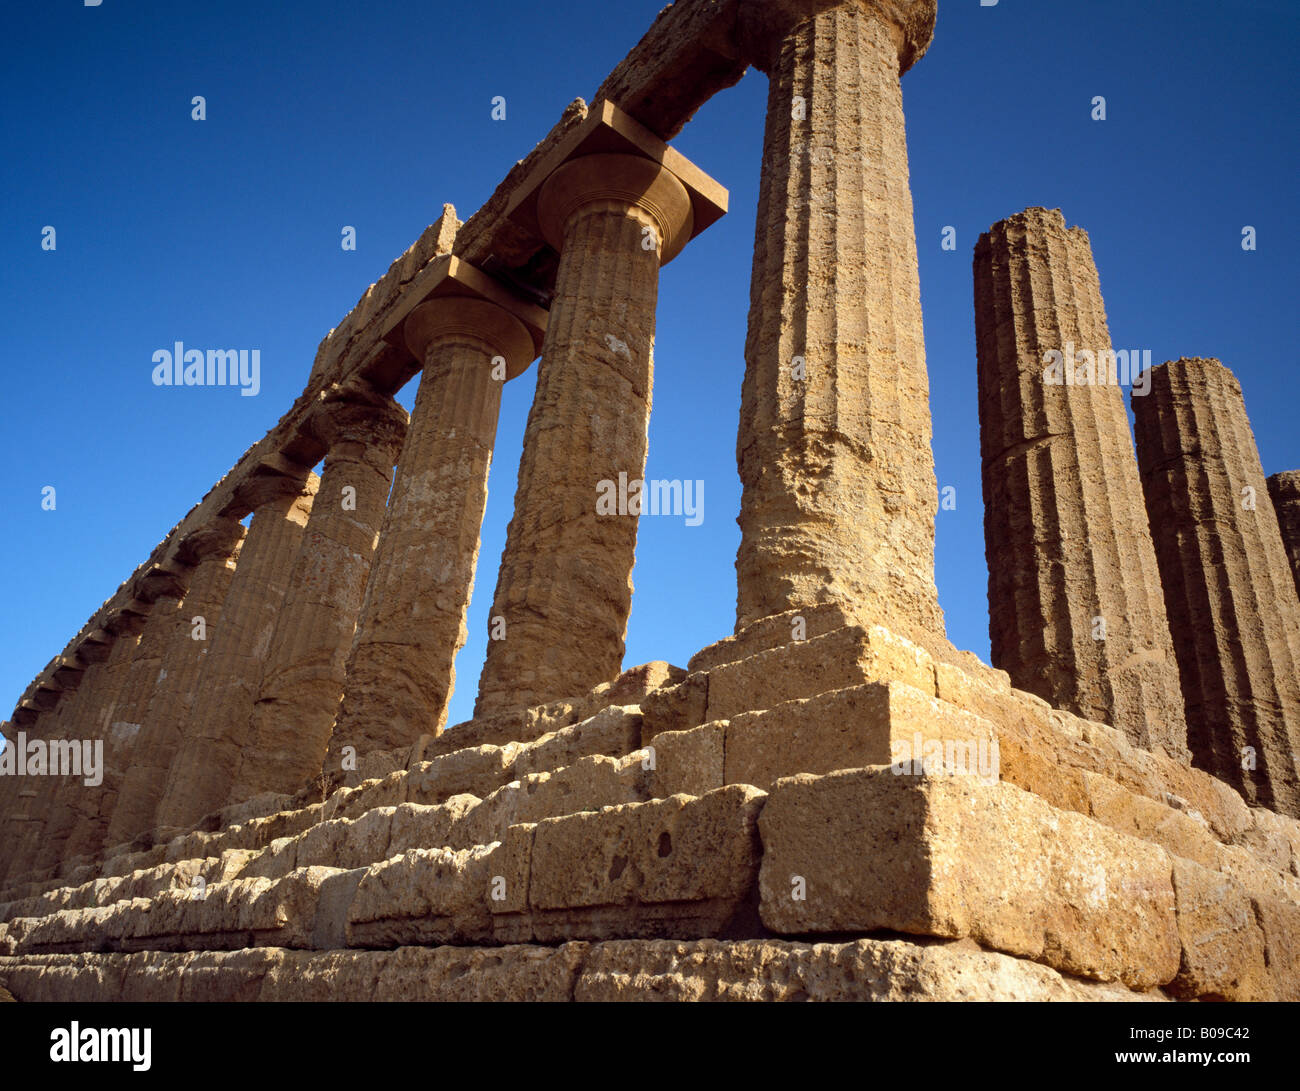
[724,681,1000,791]
[296,808,395,871]
[1168,857,1267,1001]
[1240,806,1300,878]
[456,754,650,850]
[758,768,1181,988]
[733,0,944,645]
[511,705,643,779]
[498,785,767,943]
[476,142,712,716]
[345,845,499,948]
[641,673,709,743]
[973,207,1188,757]
[573,936,1153,1003]
[157,466,319,830]
[231,389,408,803]
[705,624,937,722]
[1078,771,1219,870]
[1267,469,1300,599]
[648,723,726,799]
[405,744,523,807]
[1210,844,1300,1001]
[0,935,1164,1003]
[687,604,850,673]
[331,294,540,757]
[386,796,481,858]
[107,520,244,849]
[1133,358,1300,816]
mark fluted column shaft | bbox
[972,207,1188,756]
[733,1,943,644]
[1267,470,1300,601]
[476,155,692,716]
[1134,358,1300,815]
[56,594,183,873]
[104,523,244,847]
[155,471,317,829]
[10,626,140,884]
[5,698,83,886]
[232,393,407,795]
[331,300,537,754]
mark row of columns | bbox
[973,207,1300,815]
[2,114,729,882]
[4,0,950,882]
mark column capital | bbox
[233,461,318,514]
[535,153,694,265]
[505,100,727,266]
[737,0,937,74]
[381,254,547,380]
[73,629,115,666]
[404,296,537,381]
[134,563,189,604]
[309,384,410,463]
[176,517,246,567]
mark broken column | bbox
[328,258,546,757]
[1267,471,1300,600]
[476,102,726,716]
[1133,358,1300,815]
[972,207,1189,756]
[230,387,408,797]
[104,519,245,848]
[155,462,318,831]
[731,0,944,645]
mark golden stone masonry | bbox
[2,0,1297,1002]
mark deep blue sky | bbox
[1,0,1295,733]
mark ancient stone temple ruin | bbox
[2,0,1298,1003]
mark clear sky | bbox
[1,0,1296,737]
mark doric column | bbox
[0,634,103,880]
[972,208,1189,757]
[18,618,143,883]
[476,107,724,716]
[155,463,318,830]
[104,520,245,848]
[3,671,86,886]
[230,388,408,797]
[330,281,542,756]
[1133,358,1300,815]
[56,577,187,874]
[1267,471,1300,600]
[731,0,944,645]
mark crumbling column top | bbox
[175,517,246,567]
[307,383,410,458]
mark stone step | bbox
[0,786,766,956]
[649,677,1298,886]
[652,627,1300,876]
[0,703,645,904]
[0,747,652,925]
[0,936,1156,1002]
[757,766,1300,1001]
[642,623,939,741]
